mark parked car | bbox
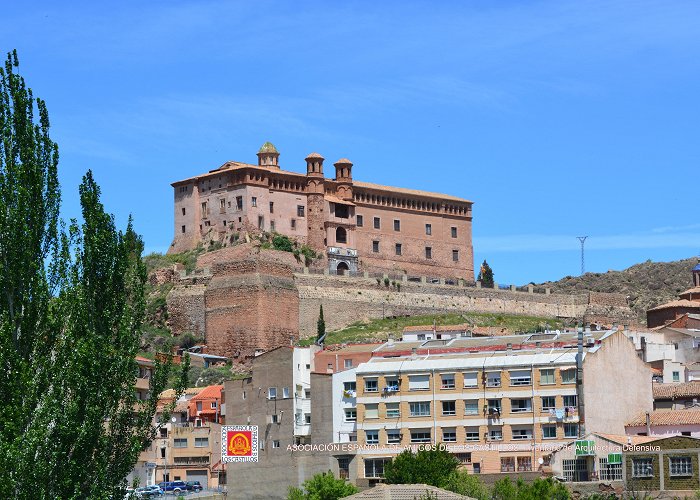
[134,485,163,498]
[158,481,187,493]
[186,481,203,492]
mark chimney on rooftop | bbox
[645,412,651,436]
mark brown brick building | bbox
[169,143,474,281]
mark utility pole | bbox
[577,236,588,275]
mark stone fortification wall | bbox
[295,274,590,338]
[166,284,207,338]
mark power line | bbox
[577,236,588,275]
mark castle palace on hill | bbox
[169,142,474,281]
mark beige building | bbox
[352,329,652,480]
[169,143,474,281]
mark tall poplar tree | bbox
[0,50,188,499]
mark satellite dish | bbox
[538,458,544,465]
[171,417,177,423]
[596,324,601,331]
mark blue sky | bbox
[3,0,699,284]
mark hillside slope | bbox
[540,257,699,323]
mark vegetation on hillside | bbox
[541,257,699,322]
[298,312,567,346]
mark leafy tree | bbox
[444,470,489,500]
[383,447,459,488]
[287,471,358,500]
[0,50,187,499]
[491,477,570,500]
[477,259,495,288]
[317,304,326,342]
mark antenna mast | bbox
[577,236,588,275]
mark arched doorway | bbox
[336,226,347,244]
[336,262,350,276]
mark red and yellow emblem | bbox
[227,430,252,457]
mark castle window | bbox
[452,250,459,262]
[291,219,296,230]
[236,196,243,210]
[395,243,402,256]
[373,217,380,229]
[252,197,257,207]
[182,207,186,216]
[258,216,264,229]
[269,202,274,213]
[393,219,401,232]
[270,221,275,232]
[336,227,347,244]
[201,202,208,218]
[451,226,457,238]
[297,205,305,217]
[372,241,379,253]
[223,220,226,227]
[356,215,363,227]
[425,247,432,259]
[181,225,186,233]
[335,204,349,219]
[228,201,231,208]
[220,198,226,209]
[425,223,431,235]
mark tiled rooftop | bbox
[653,381,700,399]
[626,409,700,427]
[343,484,474,500]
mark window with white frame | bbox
[387,429,401,444]
[487,399,501,415]
[408,375,430,391]
[410,430,432,443]
[599,457,623,481]
[441,373,455,389]
[272,440,280,448]
[442,428,457,442]
[194,437,209,448]
[561,368,576,384]
[632,457,654,478]
[344,359,353,369]
[669,456,692,476]
[365,404,379,419]
[386,403,400,418]
[511,427,533,440]
[509,370,532,386]
[385,377,399,392]
[486,372,501,387]
[465,427,480,441]
[564,423,579,438]
[542,425,557,439]
[344,409,357,422]
[364,378,378,392]
[463,372,478,388]
[511,398,532,413]
[464,399,479,415]
[365,430,379,445]
[364,458,389,478]
[489,428,503,441]
[542,396,556,411]
[343,381,356,392]
[563,395,578,408]
[282,387,290,399]
[540,368,555,385]
[409,401,430,417]
[268,387,277,399]
[442,401,456,416]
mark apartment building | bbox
[352,329,652,480]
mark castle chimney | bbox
[257,141,280,168]
[305,152,324,177]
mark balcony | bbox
[327,246,358,257]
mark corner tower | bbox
[334,158,353,201]
[305,153,326,252]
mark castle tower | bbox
[334,158,353,201]
[257,141,280,168]
[305,153,326,252]
[694,263,700,287]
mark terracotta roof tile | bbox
[190,384,223,401]
[595,433,659,446]
[343,483,473,500]
[652,382,700,399]
[626,409,700,427]
[353,181,472,204]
